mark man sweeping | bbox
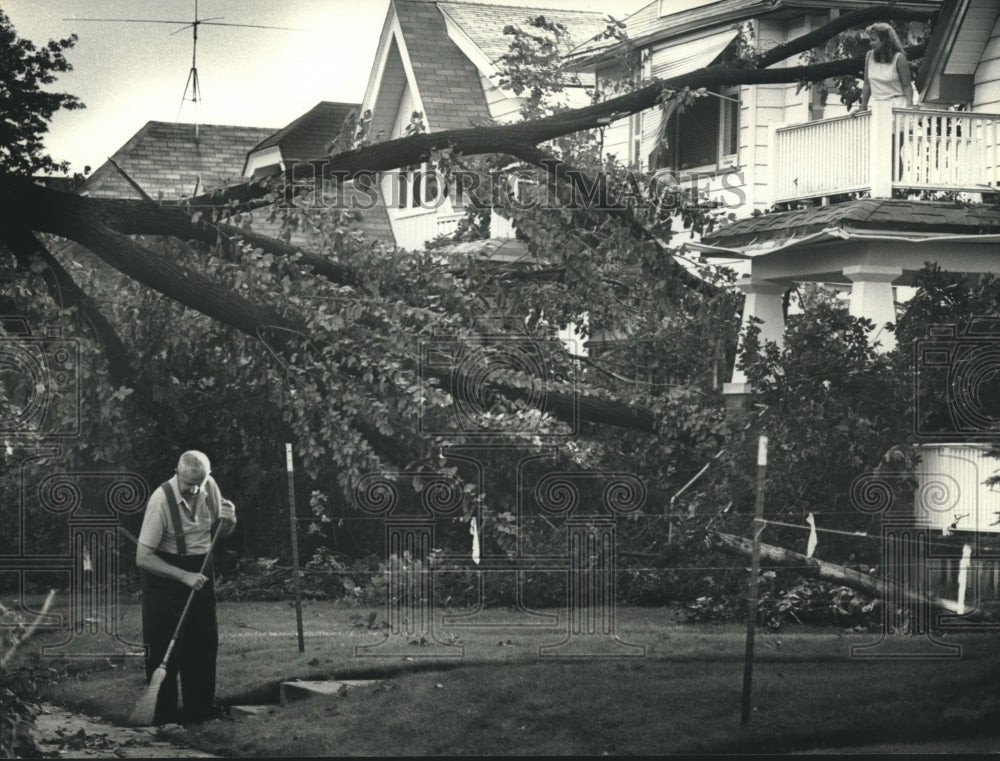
[135,450,236,725]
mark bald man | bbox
[136,451,236,725]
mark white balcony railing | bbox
[385,162,518,250]
[391,209,465,250]
[770,102,1000,204]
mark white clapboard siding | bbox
[481,73,524,123]
[974,11,1000,113]
[915,444,1000,534]
[602,118,633,165]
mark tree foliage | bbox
[0,9,83,175]
[6,2,990,627]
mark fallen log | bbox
[712,531,960,614]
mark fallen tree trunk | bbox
[177,42,928,212]
[712,531,961,614]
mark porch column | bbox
[723,276,791,401]
[869,100,894,198]
[843,265,902,352]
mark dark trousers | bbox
[141,552,218,725]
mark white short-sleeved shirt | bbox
[868,51,908,106]
[138,474,222,555]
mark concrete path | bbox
[33,703,222,758]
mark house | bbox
[271,0,924,249]
[686,0,1000,613]
[355,0,610,250]
[81,120,277,200]
[569,0,953,209]
[918,0,1000,110]
[232,1,609,254]
[677,0,1000,399]
[80,108,394,246]
[242,101,395,244]
[243,101,360,179]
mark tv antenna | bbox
[65,0,306,137]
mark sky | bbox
[6,0,650,175]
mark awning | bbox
[642,28,740,163]
[649,27,740,80]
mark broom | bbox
[128,506,226,726]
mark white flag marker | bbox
[805,513,817,559]
[470,517,480,565]
[957,543,972,616]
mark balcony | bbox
[769,102,1000,204]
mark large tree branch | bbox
[0,226,178,425]
[712,531,961,614]
[756,6,935,69]
[49,194,368,292]
[174,43,924,214]
[2,176,660,435]
[1,226,136,389]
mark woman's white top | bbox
[868,51,907,106]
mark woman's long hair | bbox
[866,23,905,63]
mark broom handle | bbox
[156,519,225,670]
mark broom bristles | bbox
[127,664,166,726]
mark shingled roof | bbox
[393,0,492,132]
[567,0,767,63]
[701,200,1000,248]
[82,121,277,200]
[437,0,608,66]
[246,101,359,167]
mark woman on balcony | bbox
[854,23,918,182]
[857,23,916,111]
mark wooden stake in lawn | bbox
[286,443,305,653]
[740,435,767,729]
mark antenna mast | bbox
[178,0,208,137]
[65,2,305,139]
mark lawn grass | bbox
[13,599,1000,756]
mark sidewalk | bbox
[33,703,222,758]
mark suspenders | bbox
[159,480,218,557]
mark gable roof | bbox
[391,0,492,132]
[83,121,276,200]
[566,0,766,63]
[365,0,612,136]
[917,0,996,104]
[247,101,359,166]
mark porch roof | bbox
[697,200,1000,249]
[431,237,543,266]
